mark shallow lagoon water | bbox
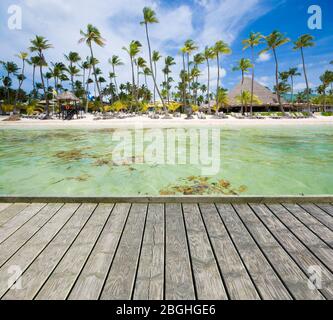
[0,125,333,196]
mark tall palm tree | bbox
[143,67,152,101]
[293,34,315,113]
[79,24,106,102]
[260,31,290,113]
[152,51,161,105]
[164,56,176,105]
[140,7,169,116]
[232,58,253,114]
[64,51,81,92]
[14,52,28,108]
[214,40,231,114]
[319,71,333,111]
[28,56,41,93]
[29,35,53,117]
[242,32,262,115]
[287,67,301,104]
[136,57,147,88]
[183,39,198,102]
[203,46,215,114]
[122,40,142,108]
[108,55,123,96]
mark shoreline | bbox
[0,115,332,129]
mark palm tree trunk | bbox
[14,59,26,110]
[39,64,49,117]
[187,53,191,104]
[216,53,220,115]
[130,57,136,111]
[89,44,102,102]
[291,76,294,106]
[167,70,170,105]
[144,23,167,115]
[301,47,311,113]
[273,48,284,113]
[241,71,244,115]
[182,53,186,109]
[153,61,157,105]
[250,46,255,115]
[207,59,211,114]
[112,65,119,97]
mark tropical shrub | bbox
[111,100,128,112]
[321,112,333,116]
[167,102,181,113]
[1,104,14,113]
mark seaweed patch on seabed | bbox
[51,174,92,185]
[54,149,88,161]
[159,176,247,196]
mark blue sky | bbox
[0,0,332,93]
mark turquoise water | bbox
[0,125,333,196]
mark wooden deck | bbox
[0,201,332,300]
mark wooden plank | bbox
[182,203,228,300]
[316,203,333,217]
[250,204,333,300]
[234,204,324,300]
[199,203,260,300]
[299,203,333,231]
[35,204,111,300]
[0,203,80,298]
[0,203,46,244]
[3,203,99,300]
[68,203,130,300]
[100,204,147,300]
[133,204,164,300]
[0,203,12,213]
[0,203,29,226]
[267,204,333,274]
[216,203,291,300]
[0,203,64,268]
[164,203,195,300]
[283,203,333,247]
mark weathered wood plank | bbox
[35,204,112,300]
[199,203,261,300]
[267,204,333,274]
[216,203,291,300]
[234,204,324,300]
[316,203,333,217]
[183,203,228,300]
[0,203,79,298]
[0,203,29,226]
[165,203,195,300]
[3,203,99,300]
[0,203,64,268]
[299,203,333,231]
[68,203,130,300]
[0,203,46,244]
[283,203,333,248]
[134,204,164,300]
[251,204,333,300]
[100,204,147,300]
[0,203,12,213]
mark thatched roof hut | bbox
[56,91,80,102]
[228,77,285,106]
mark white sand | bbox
[0,114,332,129]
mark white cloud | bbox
[294,82,314,92]
[256,52,271,63]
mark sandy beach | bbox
[1,114,332,129]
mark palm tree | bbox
[136,57,147,88]
[1,61,19,104]
[79,24,106,102]
[203,46,215,114]
[261,31,290,113]
[164,56,176,105]
[65,51,81,92]
[152,51,161,105]
[140,7,169,116]
[29,35,53,117]
[293,34,315,113]
[287,67,301,104]
[108,55,123,96]
[320,71,333,111]
[14,52,28,108]
[143,67,152,101]
[122,40,142,109]
[183,39,198,101]
[28,56,40,94]
[232,58,253,114]
[242,32,262,115]
[214,40,231,114]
